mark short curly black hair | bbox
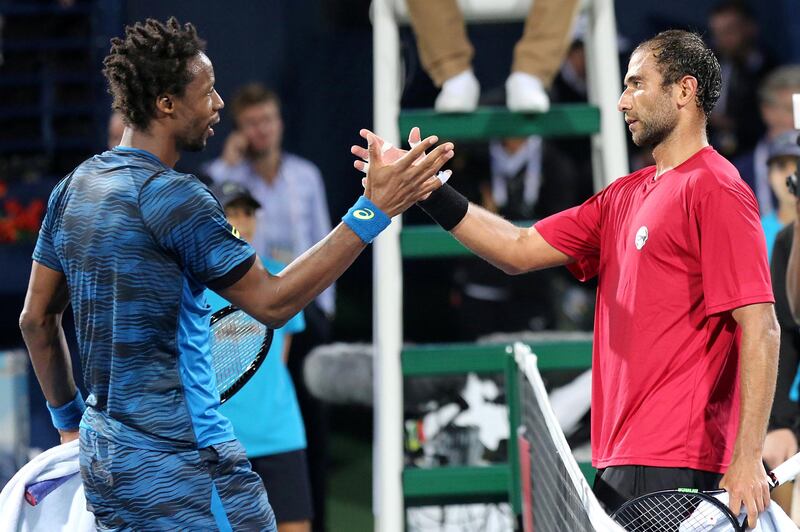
[635,30,722,118]
[102,17,206,130]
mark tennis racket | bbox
[611,451,800,531]
[210,305,274,404]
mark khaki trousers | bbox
[406,0,581,87]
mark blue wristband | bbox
[342,196,391,244]
[46,390,86,431]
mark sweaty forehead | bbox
[188,52,214,84]
[626,49,657,80]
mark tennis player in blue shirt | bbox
[18,17,453,531]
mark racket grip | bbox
[770,451,800,487]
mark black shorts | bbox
[593,465,723,514]
[250,449,314,523]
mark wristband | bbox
[47,390,86,431]
[417,184,469,231]
[342,196,391,244]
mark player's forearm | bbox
[19,314,77,407]
[272,223,366,319]
[733,310,780,459]
[787,222,800,323]
[450,205,532,274]
[223,223,366,328]
[451,204,569,275]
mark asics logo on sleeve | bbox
[354,208,375,220]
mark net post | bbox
[504,343,523,515]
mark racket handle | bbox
[770,451,800,487]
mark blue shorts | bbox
[79,429,276,531]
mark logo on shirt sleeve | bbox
[635,226,648,250]
[231,225,241,239]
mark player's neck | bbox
[119,126,180,167]
[651,122,709,179]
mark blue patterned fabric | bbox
[33,145,255,452]
[80,430,276,530]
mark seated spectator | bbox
[206,181,313,532]
[405,0,581,112]
[450,137,595,338]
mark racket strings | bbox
[613,492,738,532]
[210,312,267,392]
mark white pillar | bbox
[584,0,629,188]
[372,0,404,530]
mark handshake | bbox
[349,127,456,218]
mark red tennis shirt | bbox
[535,146,774,473]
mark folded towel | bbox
[0,440,95,532]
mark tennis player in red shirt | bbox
[353,29,779,528]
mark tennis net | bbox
[513,342,625,532]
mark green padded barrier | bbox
[403,465,510,506]
[399,104,601,141]
[401,341,592,376]
[401,222,534,259]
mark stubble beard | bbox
[633,112,678,148]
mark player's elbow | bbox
[256,304,291,329]
[495,246,536,276]
[766,315,781,351]
[497,260,527,276]
[19,310,52,339]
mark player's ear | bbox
[155,94,175,116]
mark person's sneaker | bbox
[506,72,550,113]
[435,70,480,113]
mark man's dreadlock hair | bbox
[634,30,722,118]
[102,17,206,130]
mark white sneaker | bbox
[435,70,480,113]
[506,72,550,113]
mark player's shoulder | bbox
[684,147,748,195]
[45,153,106,205]
[603,165,655,195]
[140,168,215,204]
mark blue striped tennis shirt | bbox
[33,146,256,451]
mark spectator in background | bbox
[762,133,800,515]
[205,83,333,532]
[548,26,595,201]
[707,1,773,159]
[405,0,581,112]
[735,65,800,216]
[450,136,595,338]
[763,132,800,258]
[207,182,313,532]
